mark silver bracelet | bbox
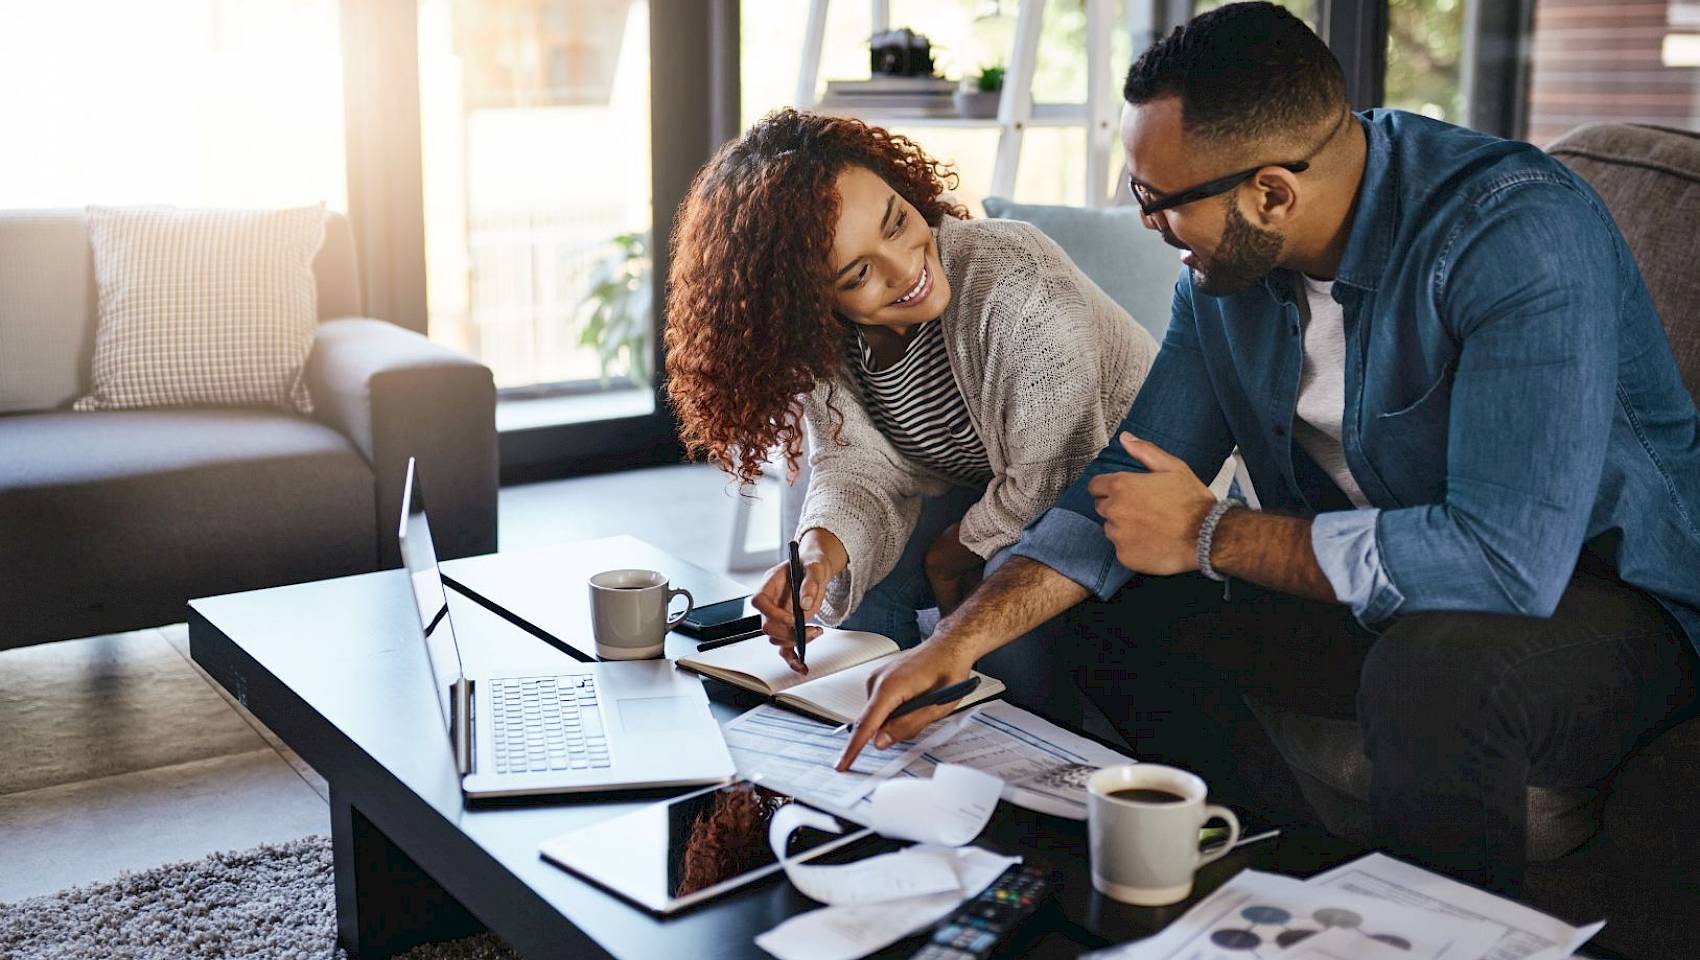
[1196,498,1244,582]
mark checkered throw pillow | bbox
[75,205,327,414]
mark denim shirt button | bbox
[1274,424,1287,438]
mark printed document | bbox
[880,700,1137,819]
[720,703,926,815]
[1085,869,1502,960]
[1308,854,1604,960]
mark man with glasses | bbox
[837,1,1700,894]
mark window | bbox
[1191,0,1316,28]
[418,0,658,408]
[0,0,346,210]
[1383,0,1465,123]
[1524,0,1700,145]
[1382,0,1700,142]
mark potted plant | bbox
[576,231,653,387]
[955,65,1004,119]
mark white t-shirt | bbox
[1294,274,1371,509]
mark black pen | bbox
[832,676,982,735]
[787,540,807,668]
[694,628,765,652]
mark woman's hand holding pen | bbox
[751,528,845,674]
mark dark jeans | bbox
[1045,557,1697,893]
[840,487,983,649]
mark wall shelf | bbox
[796,0,1121,207]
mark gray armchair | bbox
[0,210,498,649]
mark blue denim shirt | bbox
[1012,110,1700,655]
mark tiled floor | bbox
[0,462,784,903]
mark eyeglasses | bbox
[1129,160,1309,217]
[1129,107,1349,217]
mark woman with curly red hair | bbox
[665,109,1157,672]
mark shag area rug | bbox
[0,835,520,959]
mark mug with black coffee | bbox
[1086,763,1240,906]
[1110,787,1187,804]
[587,568,694,660]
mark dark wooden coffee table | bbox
[189,538,1364,959]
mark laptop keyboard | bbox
[489,675,611,775]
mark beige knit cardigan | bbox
[798,215,1159,625]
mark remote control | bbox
[906,863,1055,960]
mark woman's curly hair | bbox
[664,108,969,486]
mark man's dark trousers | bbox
[1053,556,1696,892]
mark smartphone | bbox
[675,596,760,641]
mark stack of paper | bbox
[719,703,920,815]
[720,700,1137,823]
[885,700,1139,820]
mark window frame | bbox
[341,0,741,483]
[1462,0,1534,141]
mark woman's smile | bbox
[890,263,932,307]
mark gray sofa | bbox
[0,210,499,650]
[989,123,1700,958]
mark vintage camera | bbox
[869,28,935,77]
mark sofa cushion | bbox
[0,212,98,414]
[1547,123,1700,403]
[0,409,376,644]
[1524,717,1700,959]
[980,197,1178,342]
[0,210,362,416]
[75,205,326,414]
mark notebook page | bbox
[678,629,896,695]
[781,657,887,723]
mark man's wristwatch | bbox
[1196,497,1245,582]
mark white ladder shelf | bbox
[794,0,1120,208]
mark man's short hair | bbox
[1123,2,1347,147]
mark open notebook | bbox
[676,628,1005,726]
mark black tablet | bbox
[539,780,871,914]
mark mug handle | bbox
[665,586,696,630]
[1197,805,1241,867]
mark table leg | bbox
[331,785,486,958]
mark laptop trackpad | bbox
[617,696,699,733]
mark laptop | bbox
[397,458,736,799]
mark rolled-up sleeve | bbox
[1311,508,1403,623]
[1010,506,1131,600]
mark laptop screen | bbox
[397,459,467,738]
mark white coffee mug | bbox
[587,569,694,660]
[1087,763,1240,906]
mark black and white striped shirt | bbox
[847,320,993,488]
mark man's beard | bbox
[1189,200,1284,297]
